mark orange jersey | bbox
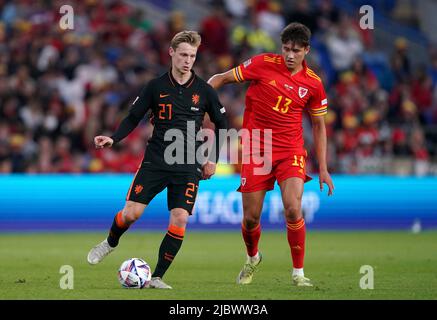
[233,53,328,158]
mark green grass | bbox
[0,231,436,300]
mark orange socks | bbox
[107,211,130,247]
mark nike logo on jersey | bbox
[160,93,170,98]
[191,107,199,111]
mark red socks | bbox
[241,218,306,269]
[241,223,261,257]
[286,218,306,269]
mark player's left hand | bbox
[201,161,216,180]
[319,170,334,196]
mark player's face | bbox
[169,42,198,75]
[281,41,310,71]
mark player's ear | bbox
[169,47,175,57]
[305,46,310,55]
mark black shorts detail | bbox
[126,165,200,214]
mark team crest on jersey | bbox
[298,87,308,98]
[192,94,200,105]
[134,184,143,195]
[241,178,246,186]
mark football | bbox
[117,258,152,289]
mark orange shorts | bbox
[238,152,312,193]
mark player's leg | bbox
[87,200,147,265]
[87,165,167,265]
[148,176,198,289]
[237,190,267,284]
[149,207,190,289]
[106,200,147,247]
[242,190,266,259]
[278,177,312,287]
[237,159,275,284]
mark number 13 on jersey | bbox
[272,96,292,114]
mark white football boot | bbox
[148,277,173,289]
[236,253,263,284]
[292,275,313,287]
[87,239,115,265]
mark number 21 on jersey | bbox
[159,103,172,120]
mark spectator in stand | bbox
[285,0,317,33]
[391,37,411,83]
[0,0,435,176]
[325,14,364,74]
[200,2,231,57]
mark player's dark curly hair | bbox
[280,22,311,47]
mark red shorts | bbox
[238,152,312,193]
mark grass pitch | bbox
[0,231,436,300]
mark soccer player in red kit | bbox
[208,22,334,286]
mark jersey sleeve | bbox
[128,81,154,119]
[232,54,267,83]
[205,85,228,163]
[110,81,153,143]
[307,81,328,117]
[206,86,227,125]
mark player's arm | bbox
[208,55,263,89]
[310,114,334,196]
[95,83,153,148]
[308,81,334,195]
[207,69,238,90]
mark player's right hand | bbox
[94,136,114,149]
[319,170,334,196]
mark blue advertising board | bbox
[0,175,436,231]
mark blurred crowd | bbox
[0,0,436,175]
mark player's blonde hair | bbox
[170,31,201,50]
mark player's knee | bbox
[170,209,189,227]
[283,204,302,221]
[123,212,138,224]
[243,216,261,229]
[123,204,144,224]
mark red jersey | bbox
[233,53,328,158]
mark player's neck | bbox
[289,63,304,76]
[171,68,192,85]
